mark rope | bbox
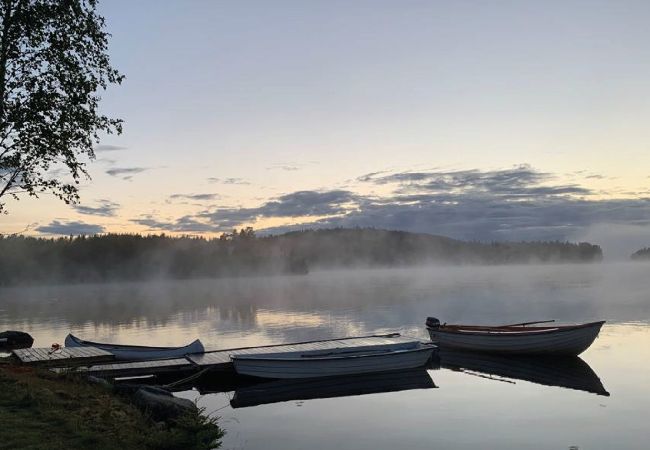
[162,367,211,389]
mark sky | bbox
[1,0,649,257]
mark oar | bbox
[500,319,556,327]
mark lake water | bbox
[1,263,649,449]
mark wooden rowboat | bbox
[425,318,605,356]
[231,341,436,379]
[64,333,205,361]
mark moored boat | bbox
[64,333,205,361]
[425,317,605,356]
[0,330,34,350]
[231,341,436,379]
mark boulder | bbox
[133,386,197,421]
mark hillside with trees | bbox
[631,247,650,261]
[0,228,603,286]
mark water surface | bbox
[1,263,649,449]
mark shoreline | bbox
[0,359,223,450]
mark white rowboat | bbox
[64,333,205,361]
[425,318,605,356]
[231,341,436,379]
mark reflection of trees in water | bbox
[0,264,647,342]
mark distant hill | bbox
[0,228,602,286]
[631,247,650,261]
[272,228,602,267]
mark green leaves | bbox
[0,0,123,213]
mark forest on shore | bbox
[0,228,603,286]
[631,247,650,260]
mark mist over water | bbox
[1,262,648,349]
[2,262,649,449]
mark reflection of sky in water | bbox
[1,263,648,348]
[1,263,649,448]
[177,324,648,450]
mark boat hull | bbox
[64,334,204,360]
[427,321,604,356]
[232,344,435,379]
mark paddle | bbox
[500,319,556,327]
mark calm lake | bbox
[1,263,649,449]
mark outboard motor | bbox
[425,317,440,329]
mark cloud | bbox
[94,144,126,152]
[267,165,299,171]
[106,167,149,180]
[207,177,251,185]
[197,190,358,228]
[123,166,650,244]
[130,190,359,233]
[358,165,590,198]
[36,220,105,235]
[73,200,120,217]
[131,215,218,233]
[169,193,220,201]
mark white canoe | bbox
[231,341,436,379]
[64,333,205,360]
[425,318,605,356]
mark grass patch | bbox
[0,361,223,450]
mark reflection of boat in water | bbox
[425,317,605,355]
[230,368,436,408]
[433,350,609,396]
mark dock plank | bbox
[75,357,194,377]
[12,346,115,367]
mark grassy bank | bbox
[0,361,223,450]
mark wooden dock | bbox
[82,334,416,377]
[12,346,115,367]
[41,334,418,378]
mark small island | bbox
[631,247,650,261]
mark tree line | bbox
[0,227,603,286]
[631,247,650,261]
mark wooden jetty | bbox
[12,346,114,367]
[16,334,417,378]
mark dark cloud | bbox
[359,165,590,198]
[259,196,650,242]
[207,177,251,185]
[197,190,358,228]
[131,215,219,233]
[131,190,359,233]
[94,144,126,152]
[125,166,650,241]
[106,167,149,180]
[169,193,219,201]
[36,220,105,235]
[73,200,119,217]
